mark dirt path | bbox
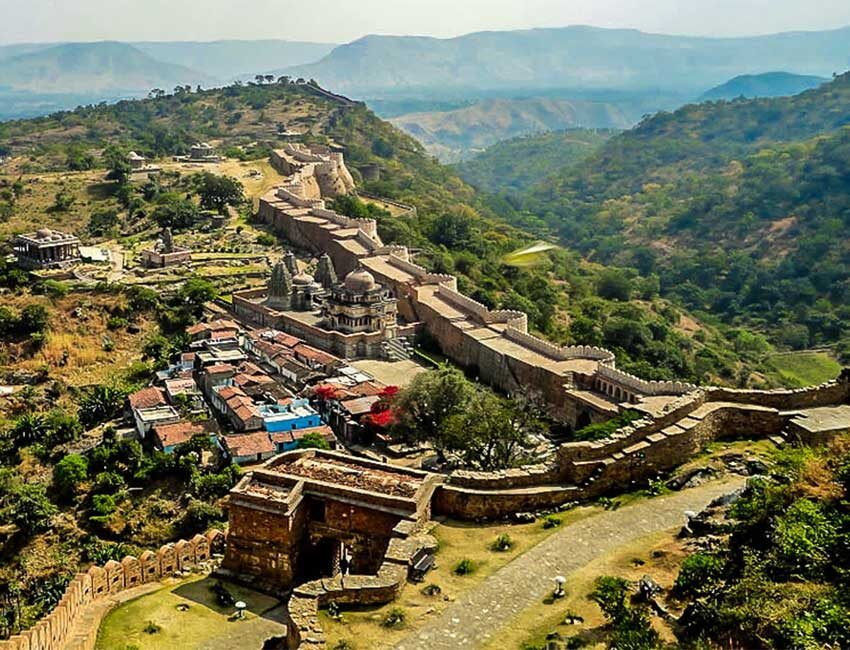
[395,478,744,650]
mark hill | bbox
[132,39,336,80]
[502,71,850,356]
[0,41,209,93]
[701,71,829,100]
[389,98,631,161]
[281,25,850,99]
[456,129,613,193]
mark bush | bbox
[53,454,89,499]
[143,621,161,634]
[675,553,725,597]
[542,515,561,529]
[381,607,406,628]
[453,559,475,576]
[490,533,514,552]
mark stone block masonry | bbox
[0,531,224,650]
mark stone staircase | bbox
[382,336,414,361]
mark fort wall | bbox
[0,531,224,650]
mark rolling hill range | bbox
[389,97,633,161]
[0,41,210,93]
[701,71,829,101]
[281,25,850,99]
[491,72,850,353]
[132,39,336,80]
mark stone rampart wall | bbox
[504,328,615,363]
[704,380,850,410]
[0,531,224,650]
[435,381,849,520]
[596,364,696,396]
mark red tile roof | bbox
[294,343,340,367]
[223,431,274,458]
[153,421,206,448]
[273,332,302,348]
[205,363,235,375]
[128,387,167,410]
[348,381,386,397]
[340,395,381,416]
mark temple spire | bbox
[315,253,338,289]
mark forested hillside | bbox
[456,129,613,193]
[495,72,850,357]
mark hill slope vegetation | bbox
[495,72,850,356]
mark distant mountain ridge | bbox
[701,71,829,100]
[0,41,209,93]
[131,40,336,80]
[281,25,850,98]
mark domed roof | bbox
[293,271,315,286]
[343,268,378,293]
[36,228,53,238]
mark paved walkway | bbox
[395,478,744,650]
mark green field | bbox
[768,351,842,387]
[96,576,287,650]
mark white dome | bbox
[344,268,378,293]
[293,272,315,286]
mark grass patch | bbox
[767,351,841,387]
[96,575,286,650]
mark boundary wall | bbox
[0,531,224,650]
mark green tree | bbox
[596,269,633,301]
[53,454,89,499]
[193,173,244,213]
[392,365,476,454]
[297,432,331,450]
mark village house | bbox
[222,431,275,465]
[210,385,263,431]
[151,420,212,453]
[269,424,337,453]
[127,387,180,438]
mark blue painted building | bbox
[260,399,323,439]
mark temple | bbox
[12,228,81,269]
[140,227,192,268]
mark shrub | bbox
[542,515,561,529]
[53,454,89,499]
[421,583,442,596]
[675,553,725,597]
[143,621,161,634]
[490,533,514,552]
[453,559,475,576]
[382,607,406,628]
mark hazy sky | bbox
[2,0,850,44]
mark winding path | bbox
[395,478,744,650]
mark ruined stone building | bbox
[12,228,81,269]
[269,143,356,199]
[222,450,438,591]
[140,227,192,268]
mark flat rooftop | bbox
[269,451,426,499]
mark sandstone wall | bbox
[285,524,437,649]
[0,531,224,650]
[434,381,849,520]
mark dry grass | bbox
[488,531,686,650]
[321,507,598,650]
[0,292,155,386]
